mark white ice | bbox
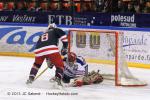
[0,56,150,100]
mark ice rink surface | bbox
[0,56,150,100]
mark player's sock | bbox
[53,68,64,88]
[26,63,41,84]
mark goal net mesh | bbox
[68,29,147,86]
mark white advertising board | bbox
[0,25,149,66]
[123,31,150,64]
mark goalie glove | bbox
[89,70,103,84]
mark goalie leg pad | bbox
[82,76,92,85]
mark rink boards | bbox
[0,23,150,69]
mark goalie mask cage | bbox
[68,29,147,87]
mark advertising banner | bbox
[0,25,150,66]
[0,11,150,27]
[0,11,72,25]
[0,26,45,52]
[73,13,110,26]
[123,31,150,64]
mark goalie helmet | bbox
[66,52,77,67]
[68,52,77,63]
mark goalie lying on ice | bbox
[49,52,103,87]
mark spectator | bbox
[74,3,80,12]
[103,0,112,12]
[94,0,105,12]
[0,2,3,11]
[81,3,92,12]
[126,2,136,13]
[36,1,48,11]
[28,1,37,11]
[48,2,59,11]
[139,0,146,13]
[7,2,15,11]
[62,3,71,11]
[116,0,128,13]
[15,1,27,11]
[134,4,140,13]
[144,1,150,13]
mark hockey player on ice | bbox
[26,23,68,87]
[62,52,88,84]
[49,52,103,87]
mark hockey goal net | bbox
[68,29,147,86]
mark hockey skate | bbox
[49,76,56,82]
[26,77,34,85]
[53,77,63,89]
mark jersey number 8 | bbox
[41,33,48,41]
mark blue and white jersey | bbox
[63,56,88,79]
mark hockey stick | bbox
[33,55,65,82]
[34,58,54,81]
[34,66,49,81]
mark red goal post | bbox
[67,29,147,87]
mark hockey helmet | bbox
[48,23,57,29]
[67,52,77,63]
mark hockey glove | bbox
[61,48,68,56]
